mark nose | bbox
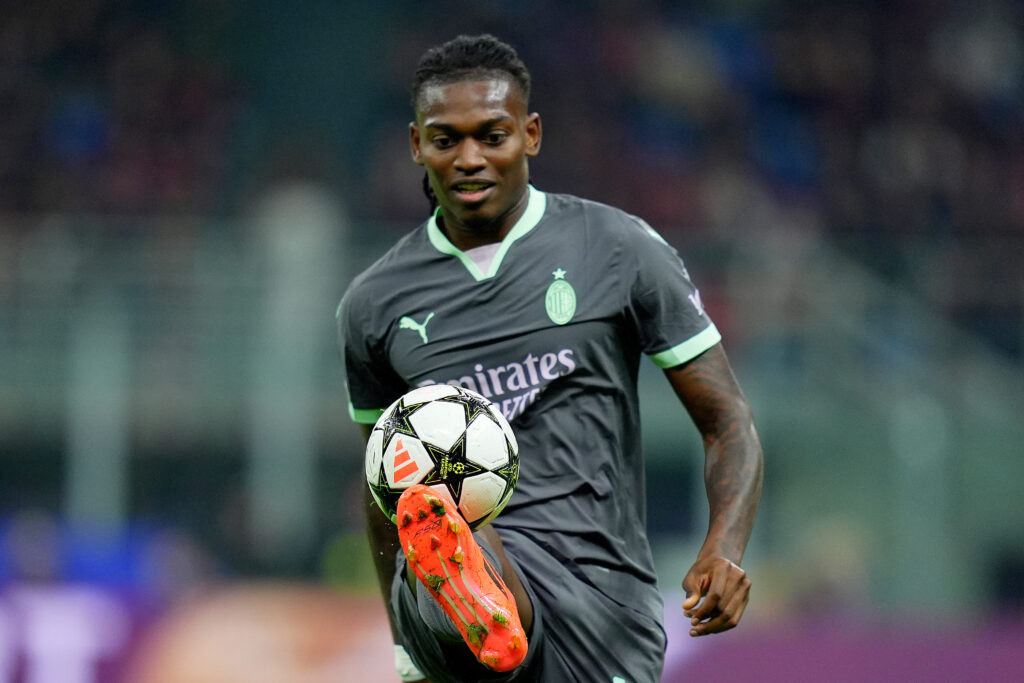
[454,138,486,173]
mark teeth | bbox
[456,184,488,192]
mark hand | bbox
[681,555,751,637]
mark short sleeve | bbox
[336,287,407,424]
[623,217,721,368]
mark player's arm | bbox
[664,342,764,637]
[362,424,403,638]
[360,423,430,682]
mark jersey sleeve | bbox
[623,217,721,368]
[336,287,407,424]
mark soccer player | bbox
[338,34,763,682]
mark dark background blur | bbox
[1,1,1022,681]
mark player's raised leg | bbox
[396,484,528,672]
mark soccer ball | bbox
[365,384,520,530]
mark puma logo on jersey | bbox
[399,312,435,344]
[688,291,706,316]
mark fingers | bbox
[689,577,750,636]
[683,558,751,637]
[681,572,707,611]
[688,563,732,620]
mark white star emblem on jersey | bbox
[552,268,567,279]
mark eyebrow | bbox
[422,116,513,133]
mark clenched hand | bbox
[681,555,751,637]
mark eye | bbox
[432,135,454,149]
[484,130,508,145]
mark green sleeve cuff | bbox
[349,403,385,424]
[647,324,721,368]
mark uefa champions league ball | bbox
[365,384,520,530]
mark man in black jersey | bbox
[338,34,763,682]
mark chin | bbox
[461,209,498,227]
[444,203,495,227]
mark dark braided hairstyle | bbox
[411,34,532,212]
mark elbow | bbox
[702,396,757,448]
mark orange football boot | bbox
[396,484,527,672]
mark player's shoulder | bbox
[338,221,430,320]
[542,191,663,241]
[346,223,429,293]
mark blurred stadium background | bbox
[1,1,1022,681]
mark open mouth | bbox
[451,182,495,202]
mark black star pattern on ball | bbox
[496,456,519,486]
[450,390,520,507]
[495,453,520,499]
[421,435,486,502]
[368,457,399,523]
[442,389,492,425]
[371,397,434,524]
[378,397,423,447]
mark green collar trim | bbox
[426,186,547,281]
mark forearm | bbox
[665,344,764,564]
[364,484,405,641]
[667,345,761,634]
[366,489,431,682]
[699,405,763,563]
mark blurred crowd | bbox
[370,0,1023,356]
[1,0,1020,350]
[0,0,241,216]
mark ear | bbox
[409,121,424,165]
[524,113,542,157]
